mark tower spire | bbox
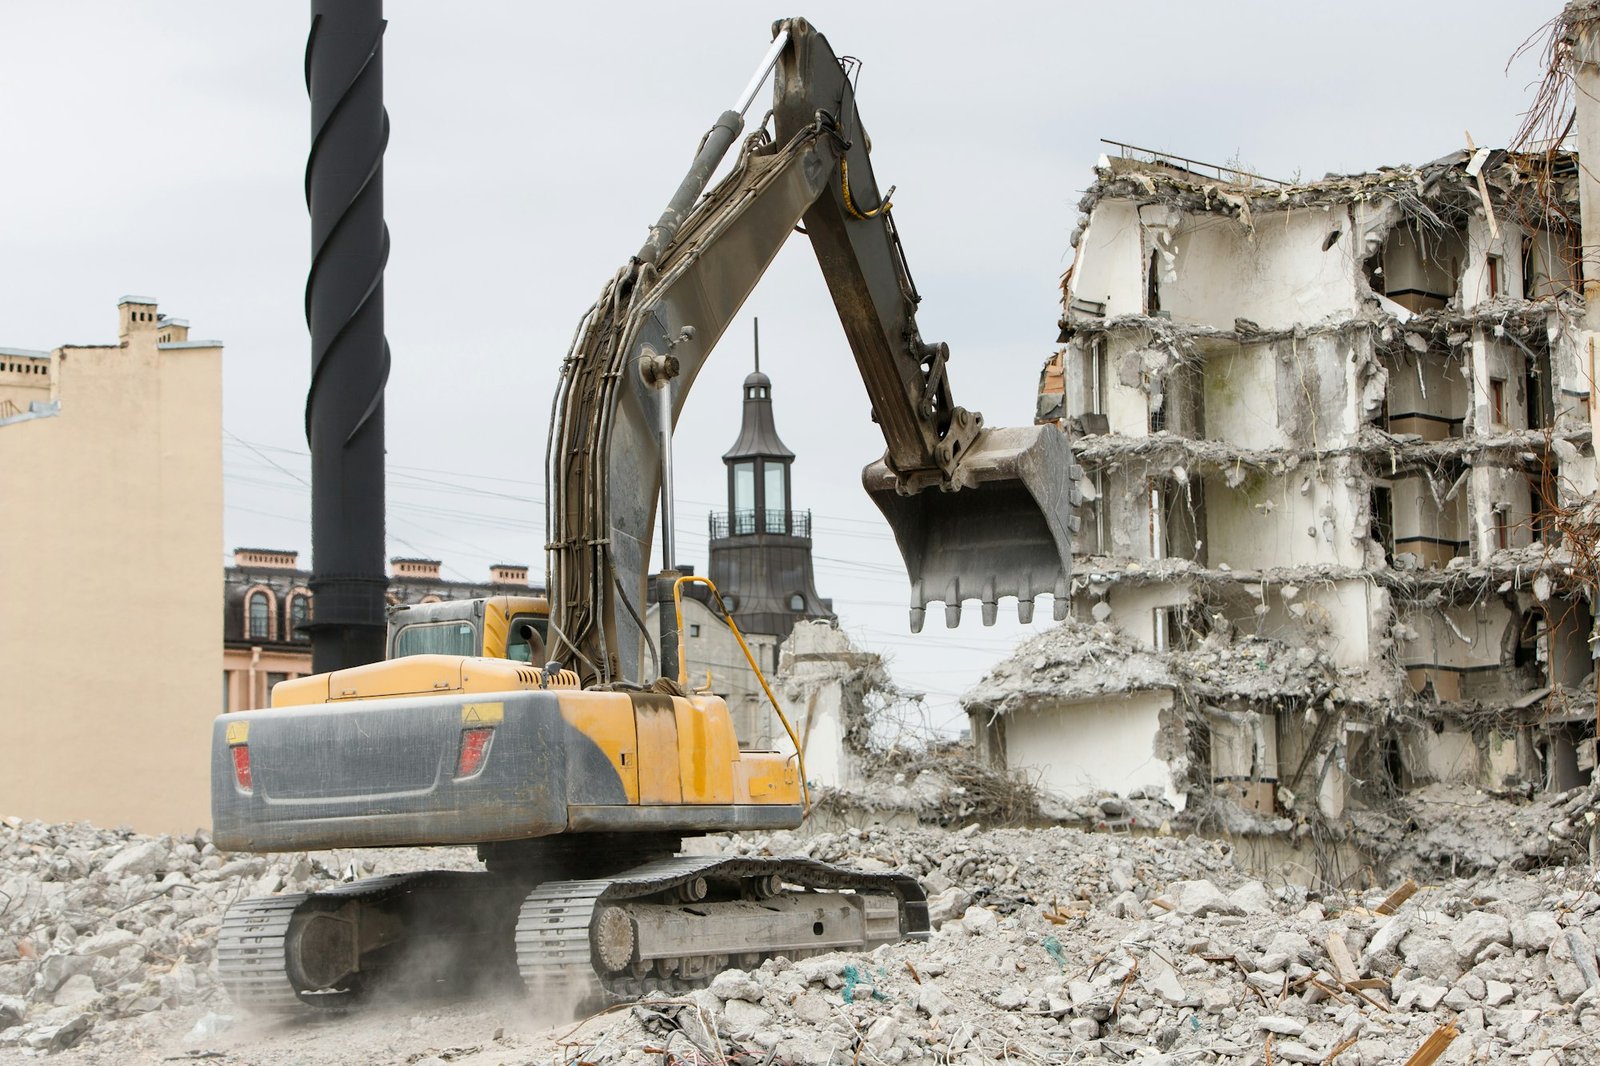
[753,317,760,374]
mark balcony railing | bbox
[709,509,812,539]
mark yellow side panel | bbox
[271,673,331,708]
[676,695,735,805]
[482,600,510,658]
[272,656,544,708]
[734,752,802,804]
[557,692,640,805]
[635,701,682,804]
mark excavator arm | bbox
[547,18,1078,685]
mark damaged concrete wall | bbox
[1006,142,1600,833]
[1000,690,1186,811]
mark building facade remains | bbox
[967,144,1599,840]
[0,298,222,832]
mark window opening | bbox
[763,462,787,533]
[247,592,270,640]
[289,594,310,640]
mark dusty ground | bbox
[5,800,1600,1064]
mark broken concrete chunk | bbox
[1547,928,1600,1003]
[1450,913,1512,964]
[1228,881,1273,914]
[960,905,998,936]
[0,996,24,1031]
[50,974,97,1009]
[925,887,971,927]
[1402,984,1448,1011]
[915,981,957,1018]
[73,929,138,959]
[1257,1015,1306,1036]
[100,840,166,881]
[1512,912,1563,953]
[1163,879,1243,918]
[709,969,764,1003]
[720,997,772,1034]
[1400,935,1461,981]
[1139,953,1187,1005]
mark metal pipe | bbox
[657,381,676,570]
[733,28,790,118]
[304,0,390,672]
[635,29,790,268]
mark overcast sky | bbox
[0,2,1560,730]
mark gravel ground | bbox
[4,809,1600,1064]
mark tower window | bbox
[764,462,788,532]
[789,593,806,611]
[733,462,755,513]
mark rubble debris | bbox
[4,815,1600,1062]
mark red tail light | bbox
[457,727,494,778]
[231,744,253,792]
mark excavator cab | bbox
[385,595,549,663]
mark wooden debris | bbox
[1325,932,1359,985]
[903,961,921,984]
[1400,1023,1459,1066]
[1375,878,1419,916]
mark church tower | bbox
[708,337,833,643]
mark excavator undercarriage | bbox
[218,854,927,1012]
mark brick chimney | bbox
[490,563,528,586]
[233,548,300,570]
[391,558,442,580]
[118,295,159,341]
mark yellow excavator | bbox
[212,18,1078,1012]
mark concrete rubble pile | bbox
[4,815,1600,1063]
[0,815,421,1055]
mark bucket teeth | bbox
[863,423,1078,635]
[1017,598,1034,624]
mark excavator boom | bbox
[548,18,1078,683]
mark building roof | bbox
[721,369,795,461]
[117,295,159,306]
[0,347,51,359]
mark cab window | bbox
[393,621,477,658]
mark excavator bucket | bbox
[864,425,1081,631]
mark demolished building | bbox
[968,142,1600,833]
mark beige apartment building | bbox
[0,298,221,832]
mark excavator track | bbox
[216,871,525,1014]
[220,857,927,1015]
[513,856,929,1004]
